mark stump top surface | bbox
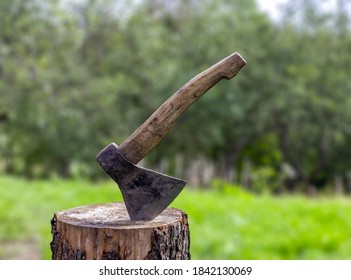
[55,202,185,229]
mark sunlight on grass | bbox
[1,175,351,259]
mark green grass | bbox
[1,175,351,259]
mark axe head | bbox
[96,143,186,220]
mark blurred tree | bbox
[1,0,351,194]
[267,0,351,191]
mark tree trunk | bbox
[347,171,351,195]
[241,158,252,189]
[334,175,344,195]
[50,202,190,260]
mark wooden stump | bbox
[50,202,190,260]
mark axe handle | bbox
[119,52,247,164]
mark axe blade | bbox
[96,143,186,220]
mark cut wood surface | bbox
[50,202,190,260]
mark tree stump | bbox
[50,202,190,260]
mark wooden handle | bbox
[119,52,247,164]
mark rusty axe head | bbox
[97,52,246,220]
[96,143,186,220]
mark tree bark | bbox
[50,202,190,260]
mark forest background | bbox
[1,0,351,259]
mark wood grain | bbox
[50,202,190,260]
[119,52,246,164]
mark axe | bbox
[96,52,246,220]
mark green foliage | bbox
[1,0,351,192]
[2,175,351,259]
[250,166,282,194]
[212,178,253,198]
